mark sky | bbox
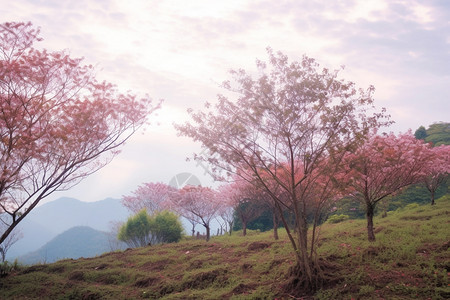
[2,0,449,204]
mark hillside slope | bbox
[7,197,129,259]
[1,197,449,299]
[18,226,123,265]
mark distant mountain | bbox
[7,197,130,260]
[18,226,124,264]
[25,197,129,232]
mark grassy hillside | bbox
[0,196,449,299]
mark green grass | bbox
[0,197,449,299]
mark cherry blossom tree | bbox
[216,185,236,235]
[175,48,389,292]
[122,182,174,214]
[422,144,450,205]
[340,132,430,241]
[231,180,268,236]
[0,22,160,245]
[169,185,220,241]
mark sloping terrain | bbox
[0,197,448,299]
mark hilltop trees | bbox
[168,185,220,241]
[415,122,450,146]
[340,132,430,241]
[422,144,450,205]
[216,184,238,235]
[122,182,173,214]
[0,22,159,246]
[175,48,390,292]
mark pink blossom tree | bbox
[422,144,450,205]
[0,22,160,245]
[340,132,431,241]
[175,48,389,292]
[169,185,220,241]
[216,184,237,235]
[122,182,174,214]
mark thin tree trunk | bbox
[366,203,376,242]
[205,225,210,241]
[273,211,279,240]
[297,216,313,288]
[430,190,435,205]
[381,199,388,218]
[242,222,247,236]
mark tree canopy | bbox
[0,22,159,246]
[175,48,390,291]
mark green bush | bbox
[118,209,183,248]
[326,214,350,224]
[118,209,153,248]
[0,259,21,277]
[150,211,183,244]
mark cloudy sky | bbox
[2,0,449,204]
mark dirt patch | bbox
[241,263,253,272]
[416,241,449,256]
[80,291,101,300]
[182,268,229,289]
[142,259,172,271]
[362,246,386,260]
[48,265,65,273]
[269,259,286,269]
[134,276,160,288]
[400,215,432,221]
[20,265,47,274]
[94,272,123,285]
[440,240,450,251]
[187,259,203,270]
[68,271,85,281]
[223,283,257,298]
[94,263,108,270]
[247,242,271,251]
[374,226,384,234]
[232,283,256,293]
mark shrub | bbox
[118,209,153,248]
[326,214,350,224]
[118,209,183,248]
[150,211,183,244]
[0,259,22,277]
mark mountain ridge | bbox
[18,226,122,264]
[7,197,130,260]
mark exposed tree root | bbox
[281,258,342,298]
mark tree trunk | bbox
[273,211,279,240]
[242,222,247,236]
[430,190,435,205]
[381,199,388,218]
[366,203,376,242]
[205,225,210,242]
